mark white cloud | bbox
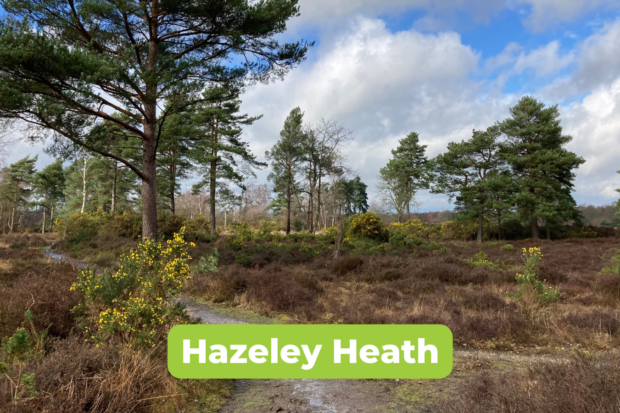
[518,0,620,32]
[240,17,514,209]
[561,78,620,203]
[541,20,620,100]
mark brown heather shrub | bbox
[537,262,568,284]
[445,353,620,413]
[458,289,508,311]
[0,338,232,413]
[561,310,620,336]
[0,259,79,339]
[331,256,364,276]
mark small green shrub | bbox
[235,254,251,267]
[500,244,515,253]
[601,249,620,275]
[512,247,562,303]
[9,242,26,249]
[193,249,219,274]
[465,252,498,269]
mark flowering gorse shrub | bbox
[226,222,254,250]
[256,220,283,242]
[440,220,478,241]
[514,247,562,303]
[348,212,384,240]
[71,229,194,349]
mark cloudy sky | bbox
[8,0,620,211]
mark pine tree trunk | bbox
[10,206,15,234]
[140,14,160,240]
[307,177,313,233]
[141,134,159,239]
[497,212,502,240]
[316,175,322,232]
[210,159,217,235]
[334,203,343,259]
[477,211,483,244]
[546,225,551,240]
[111,160,117,214]
[50,206,54,232]
[531,216,540,239]
[286,187,291,234]
[41,208,45,234]
[81,155,87,214]
[170,163,177,214]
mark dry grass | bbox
[187,237,620,349]
[444,352,620,413]
[0,234,233,413]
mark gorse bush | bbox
[256,220,282,242]
[348,212,385,240]
[225,222,254,251]
[514,247,562,303]
[440,220,478,241]
[71,229,193,349]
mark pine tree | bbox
[156,108,194,214]
[266,107,305,234]
[33,159,65,233]
[499,96,585,239]
[0,156,37,233]
[432,126,510,243]
[191,84,264,235]
[0,0,311,238]
[379,132,430,220]
[343,177,369,216]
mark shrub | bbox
[235,254,251,268]
[445,353,620,413]
[566,226,598,239]
[513,247,562,303]
[193,249,219,274]
[72,229,193,349]
[111,211,142,239]
[465,252,499,269]
[256,220,282,242]
[500,244,515,253]
[8,242,26,249]
[332,256,364,276]
[600,249,620,275]
[348,212,384,240]
[440,220,477,241]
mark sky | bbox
[7,0,620,212]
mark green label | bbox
[168,325,453,379]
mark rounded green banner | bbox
[168,325,453,379]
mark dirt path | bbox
[43,248,575,413]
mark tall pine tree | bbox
[499,96,584,239]
[266,107,305,234]
[379,132,430,220]
[0,0,311,238]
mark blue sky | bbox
[6,0,620,212]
